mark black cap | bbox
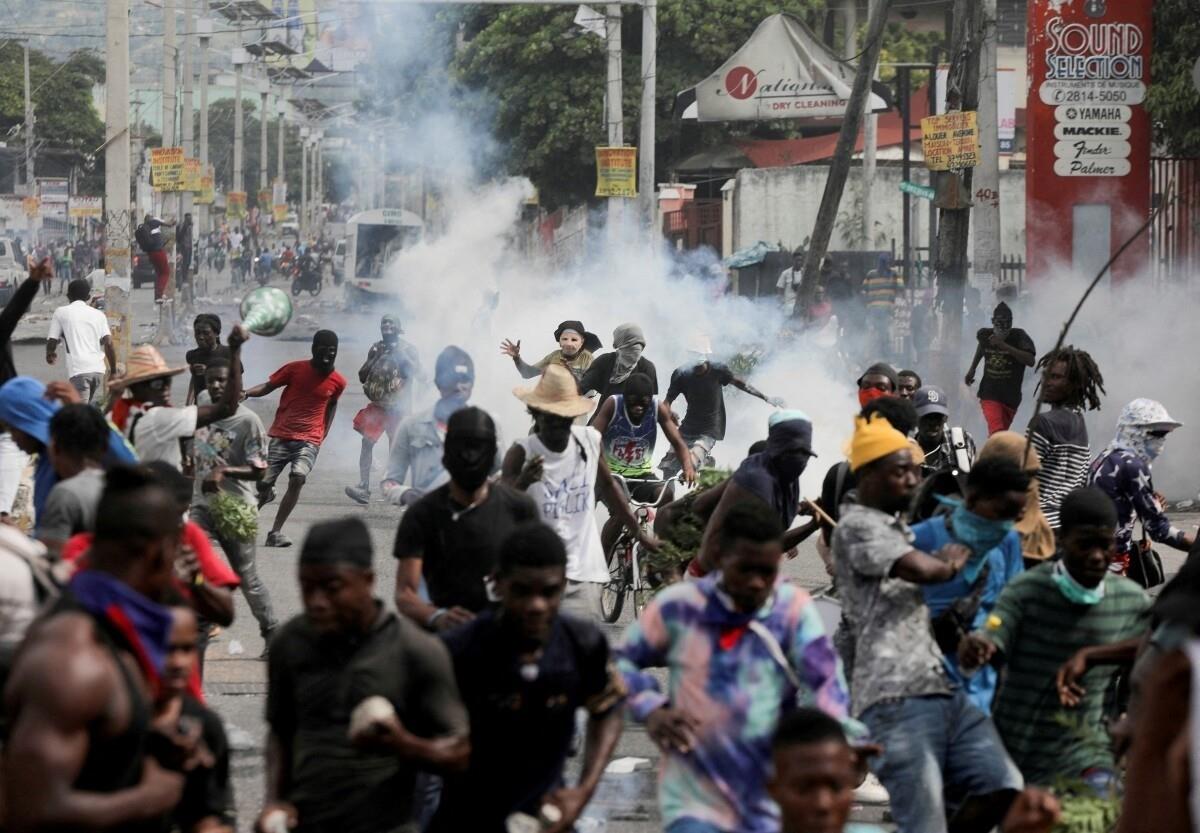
[554,320,602,353]
[856,362,898,391]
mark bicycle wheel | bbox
[599,542,630,623]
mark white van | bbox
[0,239,25,304]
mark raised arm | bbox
[2,259,52,345]
[730,375,777,406]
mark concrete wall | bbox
[730,164,1027,266]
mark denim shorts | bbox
[263,438,321,483]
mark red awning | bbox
[733,85,930,168]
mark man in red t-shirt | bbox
[244,329,346,547]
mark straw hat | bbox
[108,344,186,391]
[513,364,593,418]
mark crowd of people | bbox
[0,254,1195,833]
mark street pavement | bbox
[11,267,1195,832]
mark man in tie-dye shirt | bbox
[616,501,856,833]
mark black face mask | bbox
[443,436,496,491]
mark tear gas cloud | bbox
[305,1,1199,503]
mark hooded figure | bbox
[577,323,658,418]
[0,377,136,524]
[1087,398,1191,574]
[608,323,646,386]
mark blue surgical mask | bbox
[1052,560,1106,605]
[936,496,1014,582]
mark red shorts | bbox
[149,249,171,299]
[980,399,1017,435]
[353,402,403,443]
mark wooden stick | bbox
[803,497,837,529]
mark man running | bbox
[246,330,346,547]
[346,315,420,505]
[965,302,1037,435]
[432,523,625,832]
[1027,345,1105,530]
[501,319,600,381]
[3,467,189,832]
[258,518,469,833]
[661,349,783,477]
[46,278,116,403]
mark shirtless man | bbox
[3,466,190,832]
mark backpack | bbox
[134,223,153,253]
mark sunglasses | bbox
[1146,430,1171,439]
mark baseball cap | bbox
[913,386,950,418]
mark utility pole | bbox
[933,0,983,388]
[861,0,879,249]
[233,56,244,195]
[22,42,33,195]
[104,0,133,367]
[637,0,656,229]
[795,0,893,316]
[300,127,308,237]
[314,133,322,231]
[180,0,194,232]
[259,88,269,195]
[197,9,210,235]
[605,3,623,240]
[161,0,177,226]
[973,0,1002,293]
[276,103,285,194]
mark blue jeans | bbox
[861,691,1023,833]
[665,820,725,833]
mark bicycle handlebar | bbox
[609,473,682,507]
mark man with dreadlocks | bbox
[1026,345,1105,531]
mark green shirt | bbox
[983,563,1149,785]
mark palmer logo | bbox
[724,66,760,100]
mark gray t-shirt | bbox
[191,405,268,507]
[831,501,951,716]
[38,468,105,541]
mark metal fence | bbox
[1151,157,1200,284]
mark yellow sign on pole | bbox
[920,111,980,171]
[68,196,103,218]
[22,196,39,217]
[182,158,202,192]
[151,146,186,191]
[595,147,638,198]
[195,174,214,205]
[227,191,247,220]
[272,204,288,223]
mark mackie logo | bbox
[724,66,760,100]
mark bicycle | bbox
[598,474,681,623]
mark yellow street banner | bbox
[595,147,637,198]
[22,196,39,217]
[273,204,288,222]
[196,174,214,205]
[182,158,202,192]
[227,191,247,219]
[151,146,186,191]
[68,196,103,218]
[920,111,980,171]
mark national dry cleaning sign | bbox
[675,13,889,122]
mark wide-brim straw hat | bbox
[108,344,186,391]
[513,364,593,418]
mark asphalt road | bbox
[11,268,1195,832]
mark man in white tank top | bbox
[503,365,660,619]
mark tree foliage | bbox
[1145,0,1200,156]
[455,0,824,208]
[0,44,105,193]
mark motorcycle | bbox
[210,247,226,273]
[290,253,322,297]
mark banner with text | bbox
[595,147,638,198]
[227,191,247,219]
[182,158,202,192]
[921,111,980,170]
[68,196,103,218]
[151,146,186,191]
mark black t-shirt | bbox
[266,606,468,833]
[578,353,659,416]
[976,327,1036,408]
[431,610,623,833]
[173,696,233,831]
[667,362,735,440]
[184,344,235,400]
[394,483,538,612]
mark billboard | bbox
[1026,0,1152,283]
[595,147,637,198]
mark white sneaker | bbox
[853,773,890,804]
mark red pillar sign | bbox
[1026,0,1152,283]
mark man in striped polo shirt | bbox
[1026,346,1105,530]
[959,487,1149,795]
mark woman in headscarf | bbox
[976,430,1056,566]
[577,322,658,418]
[1087,398,1193,576]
